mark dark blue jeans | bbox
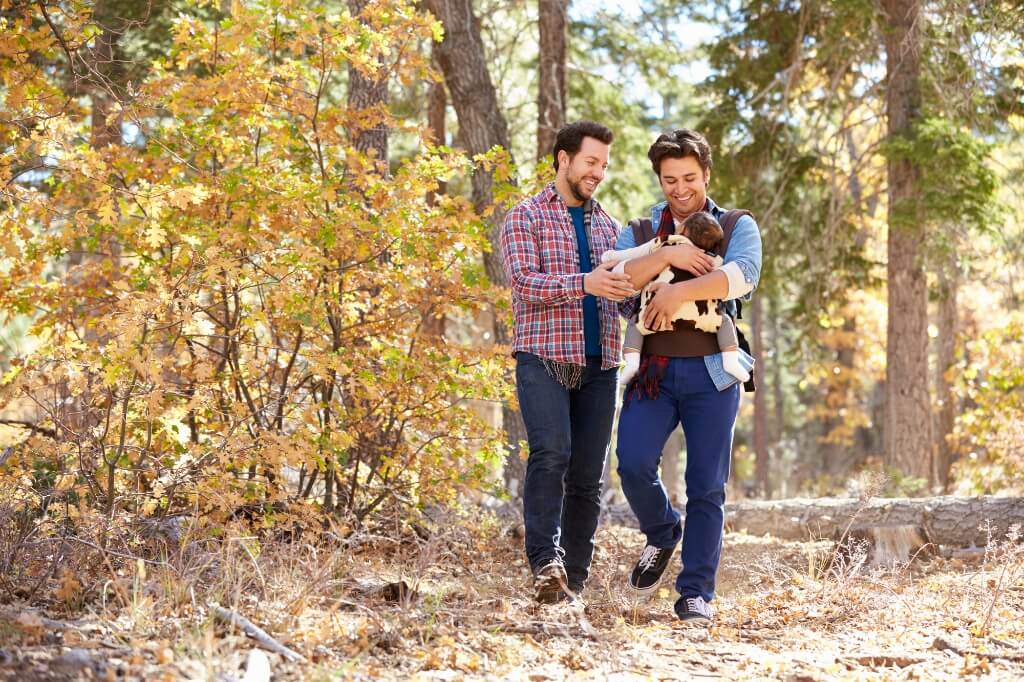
[616,356,740,602]
[517,352,618,587]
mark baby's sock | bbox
[722,349,750,383]
[621,352,641,384]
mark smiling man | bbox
[611,128,762,623]
[500,121,633,603]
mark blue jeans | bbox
[616,356,740,602]
[517,352,617,587]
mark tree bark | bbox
[348,0,389,166]
[770,291,785,449]
[426,48,448,205]
[933,246,958,491]
[750,294,770,497]
[882,0,931,483]
[425,0,527,496]
[423,45,447,337]
[536,0,568,161]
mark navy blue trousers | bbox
[517,352,618,587]
[616,356,740,602]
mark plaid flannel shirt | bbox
[500,183,622,371]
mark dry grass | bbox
[1,510,1022,681]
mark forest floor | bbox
[1,511,1023,681]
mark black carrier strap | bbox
[630,208,757,393]
[629,217,655,245]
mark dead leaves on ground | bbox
[1,520,1023,680]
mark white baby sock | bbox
[722,349,750,383]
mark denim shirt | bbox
[615,197,763,391]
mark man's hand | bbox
[643,281,685,331]
[661,244,715,277]
[584,260,635,301]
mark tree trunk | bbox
[536,0,568,161]
[933,246,958,491]
[724,496,1024,548]
[348,0,389,166]
[770,291,785,449]
[751,294,770,497]
[423,46,447,337]
[426,0,527,496]
[426,48,448,205]
[882,0,931,484]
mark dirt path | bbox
[1,523,1022,680]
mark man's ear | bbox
[705,168,712,187]
[557,150,571,172]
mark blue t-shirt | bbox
[567,206,602,358]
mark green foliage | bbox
[883,117,1000,238]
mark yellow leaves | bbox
[0,0,510,526]
[98,198,118,226]
[430,20,444,43]
[168,184,211,210]
[145,222,167,249]
[54,473,76,491]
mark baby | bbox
[604,211,750,385]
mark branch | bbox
[211,605,306,662]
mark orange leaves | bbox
[0,0,509,527]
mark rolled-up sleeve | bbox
[719,214,762,301]
[500,204,585,305]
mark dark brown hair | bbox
[552,121,614,170]
[647,128,713,176]
[681,212,723,252]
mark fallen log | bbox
[604,496,1024,547]
[724,496,1024,547]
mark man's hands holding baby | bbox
[660,243,716,277]
[642,281,685,331]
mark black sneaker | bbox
[628,543,677,594]
[674,595,714,623]
[533,560,569,604]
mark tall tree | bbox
[425,0,528,496]
[348,0,389,165]
[750,295,770,496]
[933,247,958,490]
[881,0,931,483]
[536,0,568,161]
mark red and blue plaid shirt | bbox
[500,183,622,371]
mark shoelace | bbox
[685,597,712,617]
[637,545,662,572]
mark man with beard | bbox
[500,121,634,603]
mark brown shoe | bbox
[533,560,569,604]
